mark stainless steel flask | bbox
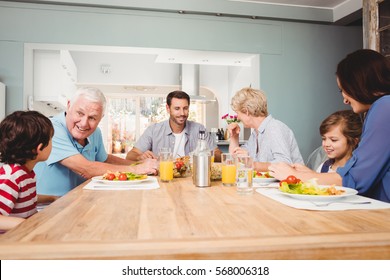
[192,131,211,187]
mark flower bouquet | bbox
[221,113,240,124]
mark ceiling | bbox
[11,0,362,25]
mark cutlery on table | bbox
[311,201,372,207]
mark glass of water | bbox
[235,155,253,194]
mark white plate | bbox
[278,186,358,202]
[253,177,278,185]
[91,176,150,185]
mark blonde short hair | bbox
[231,87,268,117]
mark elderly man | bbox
[35,87,158,196]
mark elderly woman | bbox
[228,87,303,172]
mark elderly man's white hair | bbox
[69,87,107,113]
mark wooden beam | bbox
[363,0,379,50]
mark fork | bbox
[311,201,372,207]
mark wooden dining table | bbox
[1,176,390,259]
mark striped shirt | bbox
[0,163,37,218]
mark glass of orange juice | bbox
[159,148,173,182]
[221,153,236,186]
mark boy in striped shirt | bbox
[0,111,54,232]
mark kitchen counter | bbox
[216,140,247,145]
[0,177,390,259]
[216,140,247,152]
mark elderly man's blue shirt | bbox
[35,113,108,196]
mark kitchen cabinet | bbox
[363,0,390,57]
[33,50,77,110]
[60,50,78,101]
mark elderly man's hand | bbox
[135,158,159,175]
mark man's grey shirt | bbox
[135,120,217,157]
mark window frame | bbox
[100,92,206,155]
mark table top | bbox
[1,176,390,259]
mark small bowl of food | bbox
[173,156,191,178]
[211,163,222,181]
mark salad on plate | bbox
[277,175,358,201]
[253,171,278,185]
[91,172,149,185]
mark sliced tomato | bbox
[118,173,128,181]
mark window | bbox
[101,93,205,156]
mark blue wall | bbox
[0,2,362,159]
